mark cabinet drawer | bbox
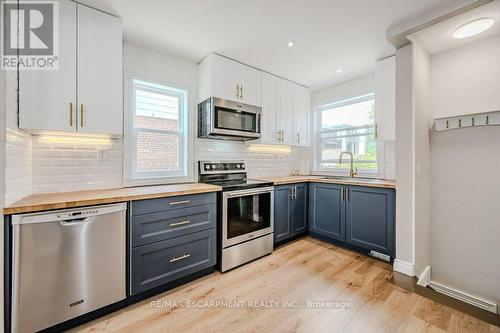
[131,204,216,247]
[131,193,216,216]
[131,229,216,295]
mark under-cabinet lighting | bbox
[248,144,292,154]
[336,69,343,73]
[37,134,112,145]
[453,18,494,39]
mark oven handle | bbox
[224,186,275,198]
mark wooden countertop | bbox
[256,175,396,189]
[3,183,222,215]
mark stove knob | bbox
[241,164,245,170]
[212,164,216,169]
[205,164,210,170]
[236,164,240,169]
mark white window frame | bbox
[123,76,193,186]
[312,93,385,178]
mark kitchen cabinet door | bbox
[240,65,262,107]
[274,185,293,243]
[308,183,345,241]
[375,56,396,141]
[293,85,311,147]
[277,79,295,145]
[345,186,395,256]
[206,54,241,103]
[258,73,279,144]
[292,183,308,234]
[19,0,77,133]
[77,4,123,135]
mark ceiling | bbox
[77,0,450,90]
[412,0,500,54]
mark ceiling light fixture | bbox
[453,18,494,39]
[336,69,343,73]
[287,41,295,47]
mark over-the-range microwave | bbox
[198,97,262,141]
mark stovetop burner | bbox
[198,160,274,191]
[203,178,273,191]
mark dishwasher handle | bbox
[59,217,93,226]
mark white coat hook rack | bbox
[434,110,500,132]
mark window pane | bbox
[319,97,377,172]
[135,88,179,131]
[136,132,180,173]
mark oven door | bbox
[211,105,261,138]
[222,187,274,248]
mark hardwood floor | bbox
[71,237,499,333]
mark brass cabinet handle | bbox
[240,84,243,99]
[296,132,300,144]
[80,104,84,127]
[168,200,191,206]
[169,220,191,227]
[375,123,378,139]
[170,253,191,263]
[69,103,73,126]
[236,84,240,99]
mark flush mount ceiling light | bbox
[336,69,343,73]
[453,18,494,39]
[286,41,295,47]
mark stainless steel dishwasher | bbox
[11,203,127,333]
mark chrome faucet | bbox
[339,151,358,178]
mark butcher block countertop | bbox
[257,175,396,189]
[3,183,222,215]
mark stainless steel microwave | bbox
[198,97,261,141]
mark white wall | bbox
[394,44,415,273]
[412,39,432,277]
[431,33,500,118]
[311,74,396,180]
[428,34,500,307]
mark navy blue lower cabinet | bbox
[274,185,293,243]
[274,183,308,244]
[292,183,308,234]
[345,186,395,257]
[131,229,216,295]
[308,183,345,241]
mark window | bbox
[125,79,190,184]
[315,94,379,175]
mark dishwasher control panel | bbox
[56,209,99,219]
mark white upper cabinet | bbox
[293,85,311,147]
[259,73,279,144]
[277,79,295,145]
[375,56,396,141]
[77,4,123,135]
[248,73,311,147]
[198,53,262,106]
[19,0,123,136]
[19,0,77,132]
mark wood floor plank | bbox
[70,237,496,333]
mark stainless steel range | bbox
[198,161,274,272]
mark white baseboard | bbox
[429,281,498,314]
[417,265,431,287]
[393,259,415,276]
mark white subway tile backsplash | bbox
[29,135,123,194]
